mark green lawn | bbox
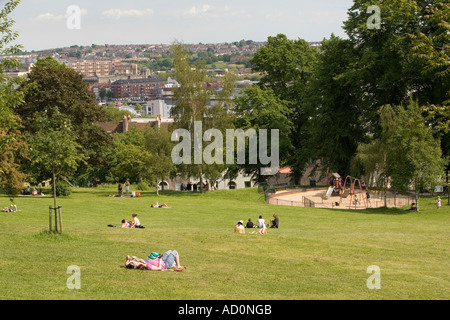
[0,186,448,300]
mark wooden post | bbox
[58,206,63,234]
[49,206,52,232]
[54,207,58,233]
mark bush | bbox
[54,182,72,197]
[137,181,150,191]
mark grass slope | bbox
[0,187,448,300]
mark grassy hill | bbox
[0,186,448,300]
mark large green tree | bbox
[249,34,318,183]
[170,42,236,189]
[233,85,293,182]
[303,0,449,178]
[353,102,446,210]
[0,0,27,197]
[144,126,176,195]
[343,0,448,117]
[17,57,111,184]
[304,35,365,177]
[27,110,87,228]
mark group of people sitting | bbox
[125,250,185,272]
[234,213,279,234]
[2,204,17,212]
[121,214,145,228]
[22,186,44,196]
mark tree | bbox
[233,85,293,182]
[171,42,235,190]
[388,101,446,210]
[144,126,176,195]
[27,110,87,232]
[410,1,450,178]
[342,0,449,114]
[0,0,27,198]
[352,104,398,207]
[249,34,317,183]
[99,87,107,101]
[17,57,111,184]
[106,127,151,184]
[303,0,449,180]
[353,101,446,210]
[410,1,449,105]
[304,35,365,177]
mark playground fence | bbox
[267,188,415,210]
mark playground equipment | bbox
[330,173,342,195]
[324,186,334,199]
[339,176,367,209]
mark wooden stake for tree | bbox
[58,206,63,233]
[49,206,52,232]
[48,205,63,234]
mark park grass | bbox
[0,186,448,300]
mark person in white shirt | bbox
[256,215,267,234]
[132,213,144,228]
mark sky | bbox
[8,0,355,51]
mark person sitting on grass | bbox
[132,214,144,228]
[256,216,267,234]
[406,203,417,211]
[270,213,279,228]
[234,220,245,234]
[245,218,254,228]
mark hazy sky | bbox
[9,0,354,51]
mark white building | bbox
[145,99,173,118]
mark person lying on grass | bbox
[121,219,135,228]
[125,250,185,271]
[150,202,170,208]
[2,204,17,212]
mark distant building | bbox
[98,114,172,135]
[111,77,164,100]
[64,60,137,78]
[145,99,173,118]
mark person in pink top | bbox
[145,256,167,270]
[121,219,134,228]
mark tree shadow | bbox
[357,206,413,215]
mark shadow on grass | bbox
[353,206,413,215]
[32,230,81,242]
[80,188,215,199]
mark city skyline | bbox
[10,0,354,51]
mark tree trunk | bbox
[416,190,420,212]
[53,171,57,210]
